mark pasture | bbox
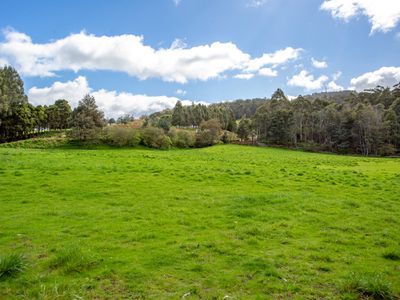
[0,144,399,299]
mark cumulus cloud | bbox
[321,0,400,33]
[350,66,400,91]
[27,76,200,118]
[28,76,90,108]
[327,81,344,91]
[258,67,278,77]
[234,73,255,80]
[311,57,328,69]
[245,47,302,72]
[287,70,329,91]
[0,29,301,83]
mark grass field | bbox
[0,143,399,299]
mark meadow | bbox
[0,143,399,299]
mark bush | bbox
[378,144,397,156]
[221,131,238,144]
[342,272,395,299]
[104,126,141,147]
[142,127,172,149]
[169,128,196,148]
[196,119,222,147]
[0,253,27,280]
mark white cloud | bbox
[173,0,182,6]
[350,66,400,91]
[28,76,90,108]
[27,76,201,118]
[327,81,344,91]
[0,57,8,66]
[287,70,329,91]
[175,89,187,96]
[311,57,328,69]
[247,0,267,7]
[321,0,400,33]
[0,29,300,84]
[332,70,342,81]
[258,67,278,77]
[234,73,255,80]
[170,38,187,49]
[245,47,302,72]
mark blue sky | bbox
[1,0,400,117]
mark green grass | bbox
[342,272,396,299]
[0,143,399,299]
[0,254,27,280]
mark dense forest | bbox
[1,65,400,156]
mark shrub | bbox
[142,127,172,149]
[50,245,95,274]
[0,253,27,280]
[378,144,397,156]
[195,119,222,147]
[104,126,141,147]
[221,131,238,144]
[169,128,196,148]
[342,272,395,299]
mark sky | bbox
[1,0,400,118]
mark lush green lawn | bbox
[0,144,399,299]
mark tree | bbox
[237,118,251,141]
[172,101,184,127]
[196,118,222,147]
[54,99,72,129]
[35,105,48,132]
[271,88,288,102]
[0,66,29,142]
[69,95,105,140]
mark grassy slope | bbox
[0,144,399,299]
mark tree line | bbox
[251,87,400,156]
[0,66,104,143]
[1,65,400,155]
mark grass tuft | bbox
[382,249,400,261]
[342,272,395,299]
[0,253,27,280]
[49,245,96,274]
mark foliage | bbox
[0,66,30,142]
[254,86,400,155]
[46,99,72,130]
[195,118,222,147]
[168,127,196,148]
[104,126,141,147]
[237,118,252,141]
[221,130,238,144]
[142,127,172,149]
[69,94,105,141]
